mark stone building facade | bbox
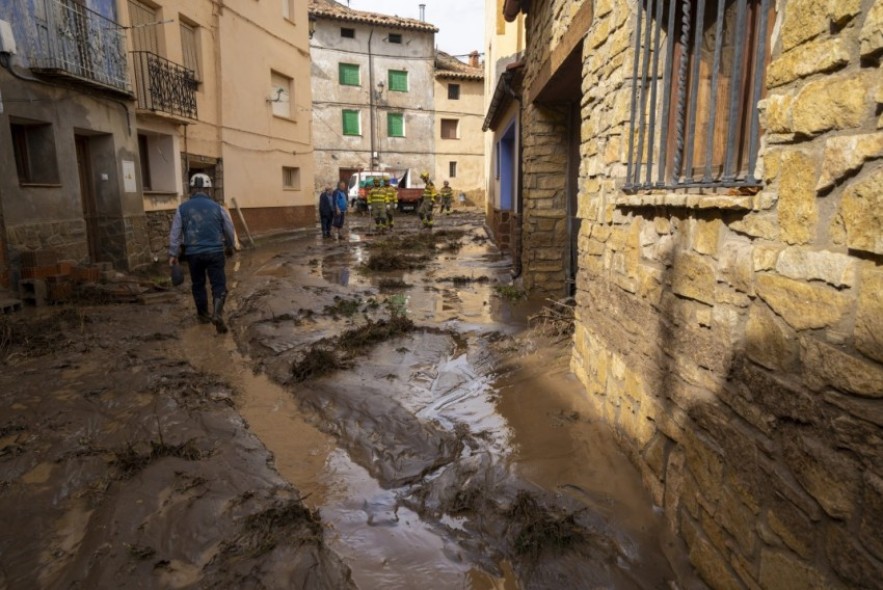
[505,0,883,588]
[309,0,437,188]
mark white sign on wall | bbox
[122,160,137,193]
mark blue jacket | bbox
[333,189,348,212]
[168,193,236,257]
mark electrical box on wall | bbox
[0,20,17,55]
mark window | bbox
[283,166,301,189]
[447,83,460,100]
[387,112,405,137]
[441,119,459,139]
[342,109,361,135]
[137,132,176,192]
[180,19,200,80]
[625,0,775,190]
[388,33,402,44]
[10,121,60,184]
[449,161,457,178]
[388,70,408,92]
[282,0,293,20]
[339,63,360,86]
[128,0,160,54]
[270,71,292,118]
[341,27,355,38]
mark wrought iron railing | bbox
[625,0,772,192]
[28,0,130,93]
[131,51,198,119]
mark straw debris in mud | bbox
[112,439,207,479]
[506,491,586,561]
[291,347,345,382]
[529,297,576,338]
[225,500,323,558]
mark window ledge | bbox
[273,114,297,123]
[144,190,178,197]
[19,183,62,188]
[616,192,756,211]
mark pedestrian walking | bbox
[319,184,335,238]
[168,173,236,333]
[417,171,438,229]
[439,180,454,215]
[332,181,349,240]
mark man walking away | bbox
[417,171,437,229]
[169,173,236,333]
[384,177,396,229]
[333,181,349,240]
[319,184,335,238]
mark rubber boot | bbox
[212,294,228,334]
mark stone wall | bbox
[553,0,883,588]
[519,0,588,294]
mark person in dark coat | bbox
[318,184,335,238]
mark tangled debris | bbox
[506,491,587,562]
[528,297,576,338]
[112,439,207,479]
[224,499,324,558]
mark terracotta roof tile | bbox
[435,51,484,81]
[309,0,438,33]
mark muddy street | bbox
[0,209,694,589]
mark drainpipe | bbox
[368,27,377,169]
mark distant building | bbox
[309,0,437,187]
[434,50,485,205]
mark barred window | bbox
[625,0,775,191]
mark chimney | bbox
[419,3,425,21]
[469,50,480,67]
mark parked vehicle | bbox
[393,169,426,212]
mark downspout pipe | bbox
[368,28,376,169]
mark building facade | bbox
[433,51,485,205]
[124,0,315,255]
[0,0,150,285]
[503,0,883,588]
[483,2,525,257]
[309,0,437,188]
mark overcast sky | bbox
[345,0,485,59]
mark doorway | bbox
[339,167,359,185]
[75,135,100,263]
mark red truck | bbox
[393,169,426,212]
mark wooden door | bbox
[75,136,100,262]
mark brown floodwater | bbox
[205,211,693,589]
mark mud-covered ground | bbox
[0,209,699,589]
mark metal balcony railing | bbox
[131,51,198,119]
[28,0,130,94]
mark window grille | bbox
[625,0,774,192]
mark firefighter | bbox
[367,177,388,232]
[439,180,454,215]
[417,172,437,229]
[383,177,397,229]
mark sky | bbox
[345,0,486,59]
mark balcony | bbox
[131,51,198,120]
[28,0,130,95]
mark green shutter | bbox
[388,70,408,92]
[387,113,404,137]
[342,110,360,135]
[339,63,360,86]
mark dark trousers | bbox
[187,251,227,315]
[320,214,333,236]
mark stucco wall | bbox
[434,76,486,204]
[529,0,883,588]
[311,20,436,188]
